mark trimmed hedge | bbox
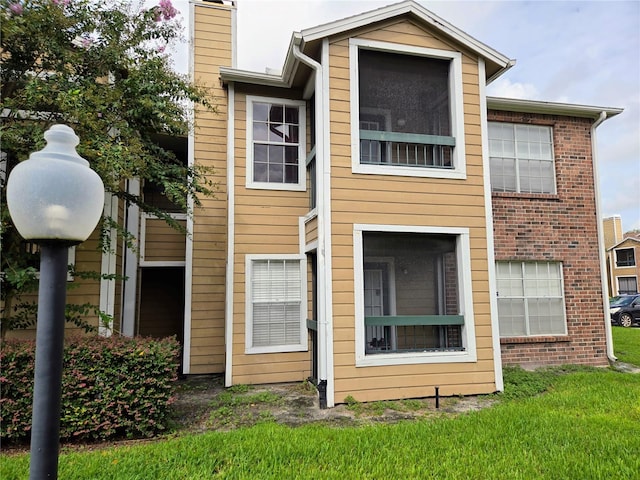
[0,335,180,444]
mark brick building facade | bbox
[488,107,609,367]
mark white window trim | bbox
[496,261,568,337]
[245,254,308,354]
[614,247,636,268]
[489,122,557,194]
[139,212,188,267]
[353,224,477,367]
[349,39,466,180]
[245,95,307,191]
[617,275,638,295]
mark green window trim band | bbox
[365,315,464,327]
[360,130,456,147]
[307,319,318,331]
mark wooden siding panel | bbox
[143,218,186,262]
[229,86,311,385]
[190,3,234,372]
[325,18,496,403]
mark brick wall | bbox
[489,110,609,367]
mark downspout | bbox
[591,111,616,362]
[292,39,332,408]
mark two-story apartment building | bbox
[603,215,640,296]
[5,0,621,408]
[182,0,620,406]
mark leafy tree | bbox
[0,0,215,336]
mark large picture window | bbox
[489,122,555,194]
[354,225,476,366]
[496,261,566,337]
[245,256,306,353]
[350,40,466,179]
[246,96,306,191]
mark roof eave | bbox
[607,237,640,251]
[300,0,512,77]
[487,96,623,120]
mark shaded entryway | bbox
[138,266,185,343]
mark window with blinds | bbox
[249,259,303,351]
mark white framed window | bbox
[496,261,567,337]
[353,224,476,367]
[489,122,556,194]
[615,248,636,267]
[618,276,638,295]
[349,39,466,180]
[246,96,306,191]
[245,255,307,354]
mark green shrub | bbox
[0,335,180,444]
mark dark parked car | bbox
[610,294,640,327]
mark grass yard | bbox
[612,326,640,366]
[2,331,638,479]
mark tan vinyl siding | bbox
[5,231,103,340]
[190,3,234,373]
[328,18,496,403]
[229,87,310,384]
[142,218,186,262]
[305,216,318,245]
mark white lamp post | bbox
[6,125,104,479]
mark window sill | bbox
[246,182,306,192]
[353,163,466,180]
[356,350,476,367]
[492,192,560,201]
[500,335,570,344]
[246,344,308,355]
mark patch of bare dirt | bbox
[170,375,497,433]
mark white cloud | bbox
[487,78,540,100]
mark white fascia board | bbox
[487,97,623,119]
[219,67,289,87]
[607,237,640,251]
[301,0,511,69]
[220,33,303,88]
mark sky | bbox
[170,0,640,231]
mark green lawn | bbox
[2,332,638,479]
[612,326,640,366]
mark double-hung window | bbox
[245,256,307,353]
[350,39,466,179]
[489,122,556,194]
[354,225,476,366]
[618,277,638,295]
[496,261,566,337]
[615,248,636,267]
[246,96,306,191]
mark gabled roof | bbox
[608,236,640,251]
[221,0,515,87]
[299,0,514,81]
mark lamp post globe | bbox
[6,124,104,243]
[5,125,104,479]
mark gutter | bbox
[591,111,617,362]
[291,38,334,408]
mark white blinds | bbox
[251,260,301,347]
